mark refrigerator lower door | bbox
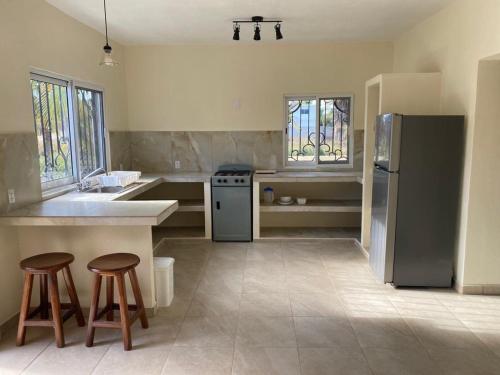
[369,167,399,283]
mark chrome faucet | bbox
[77,169,105,192]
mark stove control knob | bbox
[223,179,227,183]
[217,179,222,183]
[234,179,239,183]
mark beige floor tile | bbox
[340,293,398,314]
[243,271,287,294]
[240,292,291,317]
[293,317,359,349]
[92,343,171,375]
[175,315,237,347]
[427,347,500,375]
[246,242,284,262]
[233,346,300,375]
[290,292,345,317]
[349,314,423,350]
[196,272,243,295]
[286,274,335,294]
[157,296,192,319]
[0,327,52,375]
[363,346,442,375]
[406,317,487,350]
[299,347,372,375]
[236,317,296,347]
[187,291,241,318]
[161,347,233,375]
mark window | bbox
[30,73,106,190]
[285,95,353,167]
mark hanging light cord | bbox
[103,0,109,46]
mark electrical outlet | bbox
[8,189,15,204]
[175,160,181,169]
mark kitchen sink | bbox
[85,182,143,194]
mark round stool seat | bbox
[20,252,74,272]
[87,253,140,273]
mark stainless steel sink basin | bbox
[85,182,143,194]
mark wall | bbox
[0,0,128,327]
[125,43,393,131]
[393,0,500,289]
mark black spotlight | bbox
[233,23,240,40]
[253,24,261,41]
[275,23,283,40]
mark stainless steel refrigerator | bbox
[370,114,464,287]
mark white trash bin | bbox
[154,257,175,307]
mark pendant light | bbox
[100,0,118,67]
[232,16,284,41]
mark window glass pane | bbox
[30,78,73,184]
[319,97,351,164]
[76,88,105,177]
[287,99,316,163]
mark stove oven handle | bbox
[216,201,221,210]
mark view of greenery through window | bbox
[31,78,73,183]
[286,96,352,166]
[30,74,106,189]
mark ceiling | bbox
[46,0,454,45]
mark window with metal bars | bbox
[284,95,353,168]
[30,73,106,190]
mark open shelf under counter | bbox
[177,199,205,212]
[260,199,362,213]
[260,227,361,240]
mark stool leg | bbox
[129,268,149,329]
[16,273,34,346]
[106,276,114,321]
[116,273,132,351]
[39,274,49,320]
[62,266,85,327]
[86,274,102,347]
[49,272,64,348]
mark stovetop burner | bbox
[215,171,251,177]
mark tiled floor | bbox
[2,239,500,374]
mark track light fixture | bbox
[254,23,261,41]
[233,23,240,40]
[232,16,284,41]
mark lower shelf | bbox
[153,226,206,245]
[259,227,360,240]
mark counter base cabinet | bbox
[17,226,157,309]
[254,179,362,241]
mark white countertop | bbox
[0,174,184,226]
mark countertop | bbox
[253,171,363,183]
[0,175,180,226]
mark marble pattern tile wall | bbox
[0,133,41,213]
[110,130,364,173]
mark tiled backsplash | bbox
[0,133,41,213]
[110,130,364,173]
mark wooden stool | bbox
[17,252,85,348]
[86,253,148,351]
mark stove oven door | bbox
[212,186,252,242]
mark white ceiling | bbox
[46,0,454,45]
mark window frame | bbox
[283,93,354,170]
[29,69,108,193]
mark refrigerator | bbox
[370,114,464,287]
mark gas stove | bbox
[211,164,253,241]
[211,167,252,186]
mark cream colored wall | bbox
[393,0,500,288]
[0,0,128,133]
[0,0,129,327]
[125,43,394,131]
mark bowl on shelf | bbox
[297,197,307,205]
[279,196,293,204]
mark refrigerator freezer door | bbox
[369,167,399,283]
[374,114,402,172]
